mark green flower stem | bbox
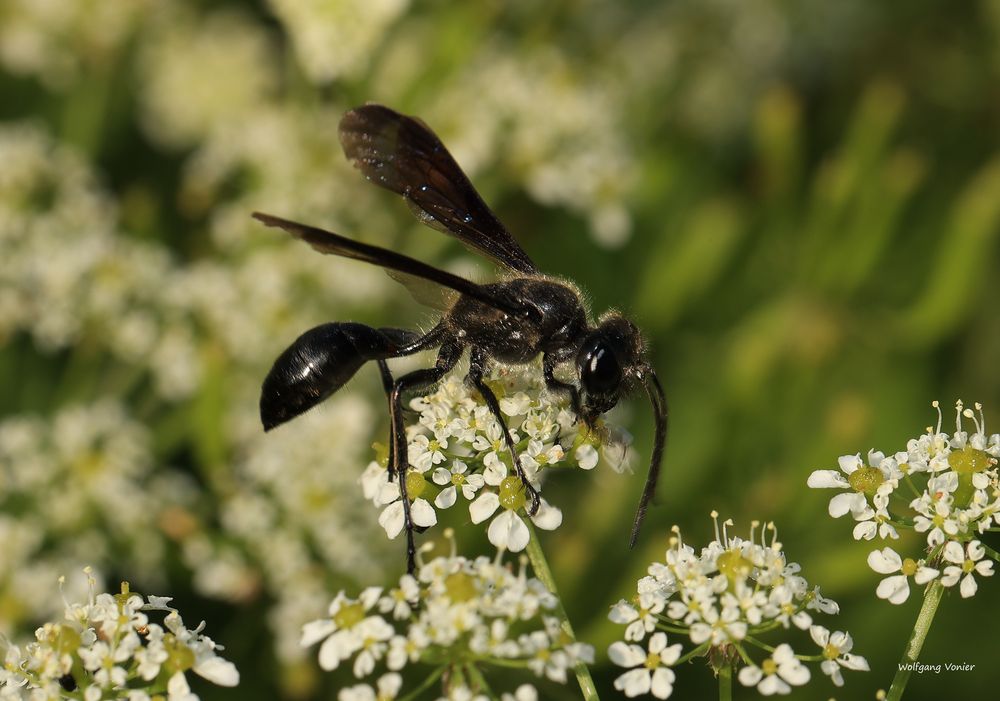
[718,662,733,701]
[981,542,1000,563]
[886,579,945,701]
[524,521,600,701]
[674,641,711,665]
[398,667,445,701]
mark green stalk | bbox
[885,580,945,701]
[718,662,733,701]
[524,521,600,701]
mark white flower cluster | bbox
[301,538,593,700]
[422,48,634,247]
[266,0,409,83]
[607,515,868,698]
[0,400,195,629]
[360,366,629,553]
[808,400,999,603]
[0,571,238,700]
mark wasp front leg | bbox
[542,352,583,422]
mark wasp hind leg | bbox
[389,341,463,574]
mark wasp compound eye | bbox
[580,340,622,395]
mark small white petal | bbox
[614,668,652,697]
[410,499,437,528]
[469,492,500,523]
[838,454,862,474]
[608,641,646,667]
[378,502,405,539]
[193,657,239,686]
[840,654,870,672]
[575,444,599,470]
[853,521,876,541]
[867,548,902,574]
[758,675,790,695]
[807,470,850,488]
[488,510,530,551]
[609,602,639,625]
[942,540,965,564]
[301,619,335,647]
[650,667,675,699]
[737,666,762,687]
[876,575,910,605]
[530,500,563,531]
[435,486,458,509]
[828,492,863,518]
[808,625,829,648]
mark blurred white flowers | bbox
[606,514,867,697]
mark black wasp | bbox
[254,104,667,573]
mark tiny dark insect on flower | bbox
[254,104,667,573]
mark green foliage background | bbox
[1,0,999,699]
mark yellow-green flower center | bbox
[45,625,81,656]
[451,473,465,486]
[717,549,753,584]
[848,465,883,496]
[405,470,426,500]
[900,558,918,577]
[372,441,390,467]
[644,652,661,669]
[499,476,526,511]
[949,447,994,506]
[823,642,839,660]
[444,572,478,603]
[332,602,366,630]
[762,658,778,676]
[949,446,992,474]
[163,634,196,674]
[963,559,975,573]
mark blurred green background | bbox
[2,0,999,699]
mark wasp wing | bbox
[252,212,528,319]
[339,104,539,275]
[385,269,458,311]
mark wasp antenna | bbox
[628,368,668,549]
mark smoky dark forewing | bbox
[252,212,528,319]
[339,104,539,274]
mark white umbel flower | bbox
[609,632,681,699]
[940,539,994,598]
[809,625,870,686]
[737,644,810,695]
[866,547,939,605]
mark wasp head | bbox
[576,312,645,425]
